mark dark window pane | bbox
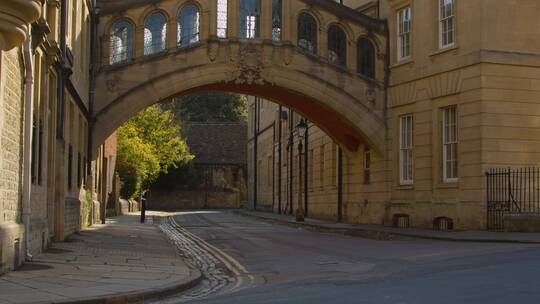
[328,25,346,66]
[297,13,317,53]
[357,38,375,78]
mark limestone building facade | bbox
[249,0,540,230]
[0,0,116,274]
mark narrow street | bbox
[155,210,540,304]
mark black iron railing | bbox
[486,167,540,231]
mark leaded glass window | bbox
[178,4,200,47]
[144,12,167,56]
[357,38,375,78]
[217,0,228,38]
[297,13,317,53]
[271,0,282,41]
[109,20,133,65]
[240,0,260,39]
[328,25,346,66]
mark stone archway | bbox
[93,39,387,154]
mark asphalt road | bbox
[167,210,540,304]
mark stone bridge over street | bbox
[93,0,388,154]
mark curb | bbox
[55,271,203,304]
[233,210,540,244]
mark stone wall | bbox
[64,198,81,237]
[0,48,25,273]
[148,165,246,210]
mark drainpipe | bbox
[88,1,98,183]
[337,147,343,222]
[253,98,258,210]
[271,123,275,211]
[277,106,282,213]
[304,123,308,217]
[22,30,34,261]
[288,111,294,215]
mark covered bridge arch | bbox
[93,0,388,155]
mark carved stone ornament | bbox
[208,40,219,62]
[283,45,294,66]
[0,0,41,50]
[227,44,269,85]
[366,86,377,103]
[106,79,119,92]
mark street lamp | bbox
[295,119,308,222]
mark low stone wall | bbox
[147,189,241,210]
[119,199,140,214]
[0,222,24,274]
[504,214,540,232]
[64,198,81,236]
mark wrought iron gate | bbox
[486,167,540,231]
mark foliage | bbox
[163,92,248,123]
[116,105,193,198]
[153,163,205,190]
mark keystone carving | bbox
[227,44,270,85]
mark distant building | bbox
[148,123,247,210]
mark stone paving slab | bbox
[235,210,540,243]
[0,214,202,304]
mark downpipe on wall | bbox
[22,29,34,261]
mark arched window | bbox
[109,20,133,65]
[178,4,200,47]
[144,12,167,56]
[217,0,228,38]
[271,0,282,41]
[357,38,375,78]
[239,0,260,39]
[327,25,347,67]
[297,13,317,53]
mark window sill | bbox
[177,41,202,51]
[437,181,459,189]
[429,45,458,57]
[390,58,414,68]
[395,184,414,190]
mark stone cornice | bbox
[0,0,42,50]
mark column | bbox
[228,0,238,39]
[261,0,272,40]
[281,0,291,42]
[208,0,218,38]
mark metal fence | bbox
[486,167,540,231]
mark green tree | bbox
[116,105,193,198]
[164,92,247,122]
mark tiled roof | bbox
[183,122,247,165]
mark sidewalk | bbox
[0,214,201,304]
[235,210,540,244]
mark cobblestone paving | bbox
[156,216,249,303]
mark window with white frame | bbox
[442,106,458,182]
[397,6,411,60]
[399,114,414,184]
[439,0,455,48]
